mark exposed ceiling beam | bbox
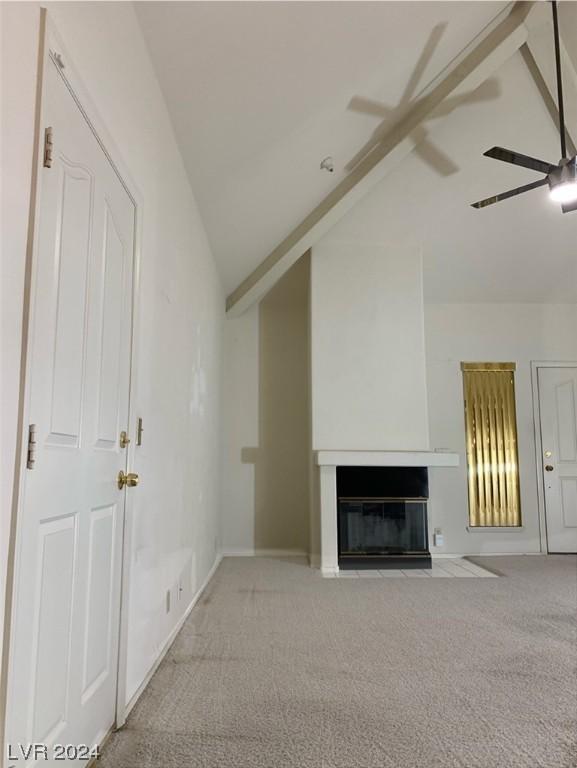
[522,2,577,156]
[226,2,533,316]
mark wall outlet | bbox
[165,589,171,613]
[433,528,444,547]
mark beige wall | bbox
[255,255,310,552]
[221,255,310,554]
[220,304,260,552]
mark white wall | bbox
[0,0,43,687]
[425,303,577,555]
[310,239,430,451]
[0,1,223,707]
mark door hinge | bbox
[43,127,53,168]
[136,417,143,446]
[26,424,37,469]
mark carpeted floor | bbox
[101,555,577,768]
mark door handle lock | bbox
[118,470,139,489]
[545,465,554,472]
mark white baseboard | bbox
[466,552,544,556]
[123,552,222,718]
[432,552,543,559]
[220,548,308,558]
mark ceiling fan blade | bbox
[415,137,459,176]
[400,23,446,106]
[471,178,548,209]
[562,199,577,213]
[483,146,556,175]
[347,95,394,119]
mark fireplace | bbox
[337,466,431,569]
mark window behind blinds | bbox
[461,363,521,527]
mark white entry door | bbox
[538,367,577,553]
[6,52,135,764]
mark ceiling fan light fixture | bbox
[472,2,577,213]
[549,181,577,204]
[548,159,577,203]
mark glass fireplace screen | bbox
[338,499,428,555]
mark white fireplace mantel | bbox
[316,450,460,575]
[316,450,459,468]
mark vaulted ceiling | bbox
[136,1,577,303]
[326,50,577,303]
[136,1,507,289]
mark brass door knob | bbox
[545,465,554,472]
[118,470,140,489]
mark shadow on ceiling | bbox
[347,23,501,176]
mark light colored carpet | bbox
[101,555,577,768]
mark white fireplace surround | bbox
[316,450,460,575]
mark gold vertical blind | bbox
[461,363,521,527]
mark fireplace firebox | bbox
[337,466,431,569]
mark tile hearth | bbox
[322,558,497,579]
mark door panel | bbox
[95,205,125,447]
[555,379,577,460]
[31,515,76,744]
[81,504,116,702]
[561,479,577,527]
[538,367,577,553]
[48,162,92,445]
[7,52,135,766]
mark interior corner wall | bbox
[220,257,311,556]
[310,238,430,451]
[425,302,577,555]
[0,2,224,708]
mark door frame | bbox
[531,360,577,554]
[1,11,142,758]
